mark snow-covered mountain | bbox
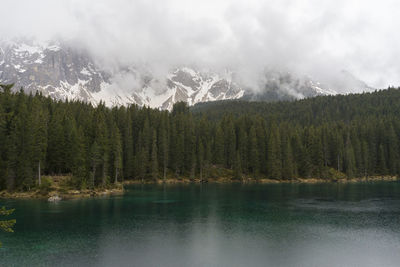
[0,39,109,101]
[93,67,245,110]
[0,39,374,109]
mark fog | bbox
[1,0,399,89]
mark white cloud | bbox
[1,0,399,88]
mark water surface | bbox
[1,182,400,267]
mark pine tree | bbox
[281,134,294,180]
[204,139,212,179]
[31,97,48,186]
[255,120,267,175]
[234,150,242,180]
[344,134,356,178]
[93,104,109,185]
[159,119,169,180]
[236,121,248,174]
[174,120,185,176]
[90,141,101,188]
[377,144,388,175]
[361,140,369,177]
[214,124,224,165]
[198,140,204,180]
[111,124,123,183]
[0,85,18,190]
[13,90,34,189]
[150,130,159,180]
[224,118,236,168]
[71,127,87,187]
[386,124,399,174]
[47,108,65,174]
[123,110,134,179]
[248,125,259,176]
[309,128,325,177]
[267,126,281,179]
[136,132,147,181]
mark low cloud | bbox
[1,0,399,89]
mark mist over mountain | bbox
[0,38,374,109]
[1,0,399,104]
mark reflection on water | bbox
[1,182,400,267]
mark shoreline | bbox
[1,176,397,200]
[123,175,399,185]
[0,186,124,200]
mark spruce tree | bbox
[267,126,282,179]
[31,97,48,186]
[159,120,169,180]
[248,125,259,177]
[123,110,134,179]
[90,141,101,188]
[150,130,159,180]
[234,150,242,180]
[214,124,224,165]
[111,124,123,183]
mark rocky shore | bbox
[0,186,124,201]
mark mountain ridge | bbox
[0,39,374,109]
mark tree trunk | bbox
[102,161,107,185]
[115,167,118,184]
[92,164,96,188]
[163,161,167,181]
[38,161,41,186]
[7,169,15,191]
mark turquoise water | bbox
[1,182,400,267]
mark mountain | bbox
[241,71,338,102]
[327,70,375,94]
[0,39,109,101]
[0,39,374,109]
[102,67,245,110]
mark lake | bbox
[1,182,400,267]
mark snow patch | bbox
[46,45,60,52]
[14,64,26,73]
[14,43,44,56]
[80,67,91,76]
[34,58,43,64]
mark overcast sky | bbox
[1,0,399,88]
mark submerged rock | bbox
[48,195,62,202]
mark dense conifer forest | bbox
[1,84,400,191]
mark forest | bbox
[1,84,400,191]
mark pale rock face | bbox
[0,39,109,101]
[0,39,373,110]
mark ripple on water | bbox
[291,198,400,213]
[152,199,177,204]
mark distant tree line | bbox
[1,84,400,190]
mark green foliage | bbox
[171,101,189,116]
[1,84,400,188]
[325,167,347,181]
[39,177,52,194]
[234,151,242,180]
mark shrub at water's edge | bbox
[0,175,124,199]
